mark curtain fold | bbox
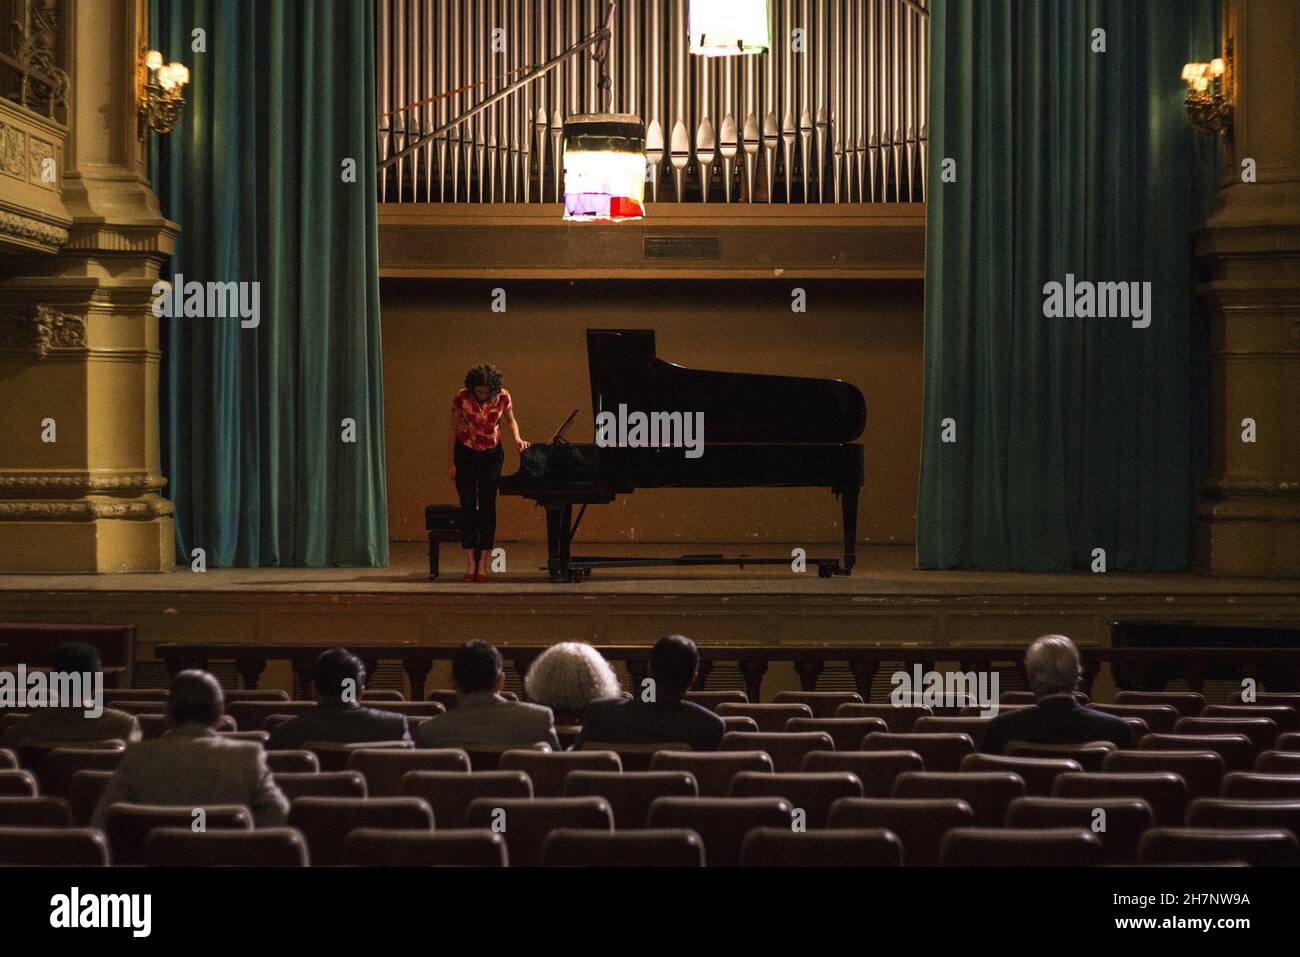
[150,0,388,566]
[917,0,1219,571]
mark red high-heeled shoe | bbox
[463,572,476,582]
[474,571,489,583]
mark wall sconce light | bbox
[138,47,190,139]
[1182,53,1231,138]
[689,0,771,56]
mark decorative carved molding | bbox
[63,222,177,256]
[0,471,167,494]
[0,499,174,519]
[0,120,24,177]
[0,303,85,357]
[1195,497,1300,523]
[8,0,70,122]
[0,206,68,248]
[27,134,59,190]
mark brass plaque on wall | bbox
[643,237,721,260]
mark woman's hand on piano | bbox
[516,439,531,452]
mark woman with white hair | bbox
[524,642,622,725]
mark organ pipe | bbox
[377,0,928,205]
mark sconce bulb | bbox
[1182,53,1232,138]
[138,49,189,138]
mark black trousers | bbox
[454,442,504,551]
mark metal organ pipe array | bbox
[377,0,928,205]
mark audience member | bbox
[416,640,559,748]
[981,634,1134,754]
[3,641,140,747]
[267,648,410,749]
[91,670,288,828]
[572,634,724,751]
[523,641,622,724]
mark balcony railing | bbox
[0,0,68,124]
[155,640,1300,704]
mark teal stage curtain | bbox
[917,0,1220,571]
[150,0,388,566]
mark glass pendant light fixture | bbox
[382,2,652,221]
[562,113,647,222]
[688,0,771,57]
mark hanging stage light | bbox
[688,0,771,57]
[381,2,651,222]
[562,113,648,222]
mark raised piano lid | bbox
[586,329,867,444]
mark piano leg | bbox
[840,489,859,573]
[544,504,575,582]
[560,504,575,575]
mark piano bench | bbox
[424,505,465,580]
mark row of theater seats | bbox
[3,734,1300,866]
[22,687,1298,748]
[2,689,1298,865]
[85,685,1300,714]
[7,800,1293,867]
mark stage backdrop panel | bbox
[382,278,922,548]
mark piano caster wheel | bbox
[568,571,585,583]
[818,566,833,579]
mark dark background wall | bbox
[381,278,924,547]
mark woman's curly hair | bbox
[464,363,503,398]
[524,642,622,712]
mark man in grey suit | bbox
[416,641,559,749]
[91,670,289,829]
[268,648,411,750]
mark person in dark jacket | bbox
[268,648,410,750]
[4,641,140,747]
[572,634,724,752]
[981,634,1133,754]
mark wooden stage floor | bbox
[1,542,1297,655]
[3,541,1299,595]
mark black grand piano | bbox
[499,329,866,582]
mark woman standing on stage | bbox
[450,364,529,582]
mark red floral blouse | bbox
[453,387,510,451]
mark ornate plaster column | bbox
[1194,0,1300,576]
[0,0,177,571]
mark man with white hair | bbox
[980,634,1133,754]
